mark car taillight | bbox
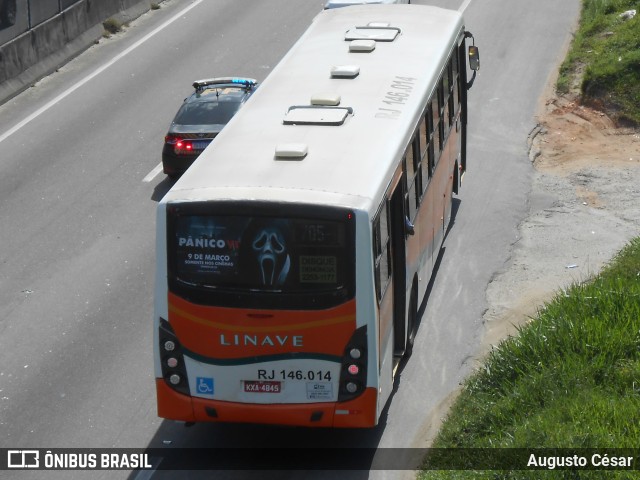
[167,136,196,155]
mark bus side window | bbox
[452,54,460,116]
[413,134,423,201]
[419,115,430,193]
[373,202,391,301]
[431,96,441,164]
[442,62,452,130]
[446,59,455,127]
[404,136,420,221]
[425,104,435,178]
[441,74,450,139]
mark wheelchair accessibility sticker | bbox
[196,377,214,396]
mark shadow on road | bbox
[150,176,175,203]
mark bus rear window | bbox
[172,215,350,293]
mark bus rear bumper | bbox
[156,379,377,428]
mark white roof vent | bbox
[310,93,341,106]
[331,65,360,79]
[275,143,308,160]
[349,39,376,53]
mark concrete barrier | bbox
[0,0,156,105]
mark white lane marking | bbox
[459,0,474,13]
[143,162,163,183]
[0,0,203,146]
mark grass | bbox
[418,238,640,477]
[557,0,640,125]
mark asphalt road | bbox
[0,0,580,478]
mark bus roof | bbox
[162,5,465,213]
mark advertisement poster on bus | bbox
[174,215,342,290]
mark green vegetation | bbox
[151,3,161,10]
[419,239,640,478]
[557,0,640,125]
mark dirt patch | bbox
[481,94,640,354]
[534,98,640,173]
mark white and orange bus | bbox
[153,4,479,428]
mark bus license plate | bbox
[243,380,281,393]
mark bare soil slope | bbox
[482,95,640,350]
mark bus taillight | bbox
[338,326,367,402]
[159,318,190,396]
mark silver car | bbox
[324,0,409,9]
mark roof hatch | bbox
[345,25,400,42]
[283,105,352,126]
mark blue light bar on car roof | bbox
[192,77,257,91]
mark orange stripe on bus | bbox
[168,303,354,332]
[167,293,357,358]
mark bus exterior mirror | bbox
[468,45,480,71]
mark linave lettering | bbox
[219,334,303,347]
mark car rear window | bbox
[174,99,242,125]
